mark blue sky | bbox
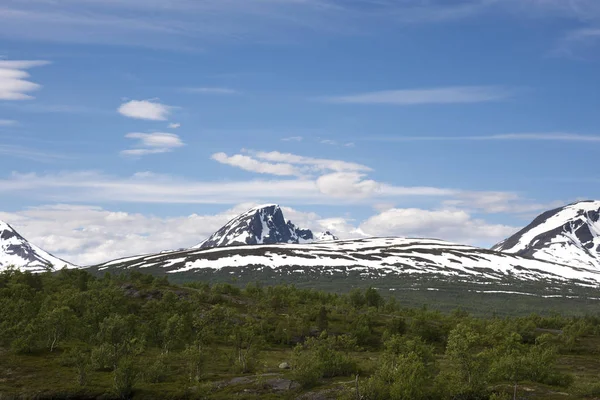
[0,0,599,265]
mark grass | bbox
[4,338,600,399]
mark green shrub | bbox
[60,347,90,386]
[291,332,357,388]
[91,343,114,370]
[184,344,206,382]
[113,357,138,399]
[144,354,168,383]
[291,350,323,389]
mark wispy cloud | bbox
[0,103,100,114]
[0,119,17,126]
[319,86,515,105]
[251,150,372,173]
[320,139,337,145]
[0,59,50,100]
[318,138,355,147]
[118,100,172,121]
[0,0,598,49]
[555,28,600,58]
[362,133,600,142]
[121,132,185,157]
[184,87,239,95]
[0,143,68,162]
[168,122,181,129]
[211,152,303,177]
[0,169,454,206]
[282,136,303,142]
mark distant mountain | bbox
[95,237,600,298]
[0,220,74,272]
[193,204,338,249]
[493,200,600,269]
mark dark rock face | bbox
[195,205,338,249]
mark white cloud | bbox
[213,150,372,177]
[359,208,518,246]
[168,122,181,129]
[117,100,172,121]
[320,139,337,145]
[122,132,184,157]
[252,151,372,173]
[211,152,303,176]
[0,119,17,126]
[0,170,455,205]
[282,136,303,142]
[0,151,539,211]
[184,87,239,95]
[319,86,515,105]
[0,60,50,69]
[316,172,380,198]
[0,59,49,100]
[443,192,566,215]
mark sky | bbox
[1,0,599,266]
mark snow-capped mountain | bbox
[96,237,600,293]
[493,200,600,269]
[193,204,338,249]
[0,220,74,272]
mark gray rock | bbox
[266,378,299,391]
[278,362,291,369]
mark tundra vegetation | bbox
[2,267,600,399]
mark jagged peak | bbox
[193,204,337,249]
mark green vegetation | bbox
[2,267,600,399]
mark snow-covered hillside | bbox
[98,237,600,287]
[0,220,74,272]
[193,204,338,249]
[493,200,600,269]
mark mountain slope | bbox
[97,237,600,289]
[0,220,74,272]
[493,200,600,269]
[193,204,337,249]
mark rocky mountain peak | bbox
[493,200,600,269]
[193,204,339,249]
[0,220,74,272]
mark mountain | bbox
[0,220,74,272]
[94,237,600,305]
[493,200,600,269]
[193,204,338,249]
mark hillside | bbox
[92,237,600,315]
